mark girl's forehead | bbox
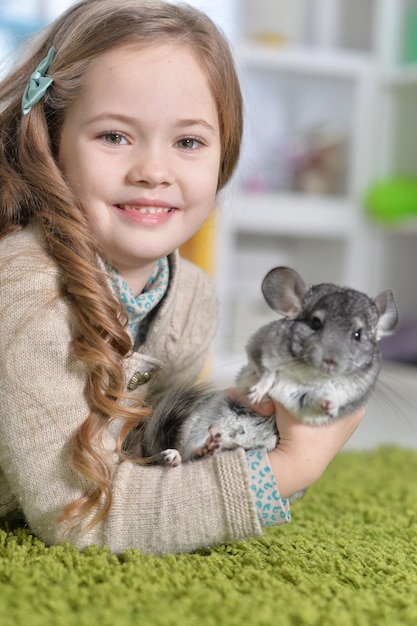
[80,42,218,114]
[89,42,202,74]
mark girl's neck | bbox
[112,261,159,297]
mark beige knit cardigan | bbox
[0,225,261,555]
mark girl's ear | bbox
[261,266,309,318]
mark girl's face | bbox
[58,43,221,292]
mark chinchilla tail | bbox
[137,382,216,459]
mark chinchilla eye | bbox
[310,317,322,331]
[353,329,362,341]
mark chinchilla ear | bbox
[262,266,309,317]
[374,289,399,339]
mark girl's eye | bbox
[100,132,128,145]
[177,137,204,150]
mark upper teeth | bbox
[141,207,170,214]
[120,205,172,214]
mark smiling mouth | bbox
[116,204,174,214]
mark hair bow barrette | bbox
[22,46,56,115]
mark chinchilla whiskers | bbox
[280,355,310,370]
[374,369,417,430]
[349,368,376,387]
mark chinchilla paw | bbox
[161,448,182,467]
[194,425,222,458]
[247,386,266,405]
[320,398,339,418]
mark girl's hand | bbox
[225,388,363,499]
[268,401,364,500]
[225,387,275,417]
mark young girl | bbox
[0,0,362,556]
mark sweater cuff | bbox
[214,447,263,541]
[245,449,291,527]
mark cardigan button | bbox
[127,370,152,390]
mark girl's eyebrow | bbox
[176,118,217,134]
[87,113,217,134]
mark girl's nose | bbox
[127,144,173,187]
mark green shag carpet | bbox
[1,447,417,626]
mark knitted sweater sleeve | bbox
[0,235,262,555]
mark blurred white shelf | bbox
[238,44,372,77]
[231,192,357,237]
[382,64,417,87]
[374,219,417,235]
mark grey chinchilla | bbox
[128,267,398,467]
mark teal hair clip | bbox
[22,46,56,115]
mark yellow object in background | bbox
[180,210,217,276]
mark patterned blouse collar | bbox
[105,256,170,347]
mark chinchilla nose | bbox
[322,357,338,374]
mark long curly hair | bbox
[0,0,243,533]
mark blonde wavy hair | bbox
[0,0,243,533]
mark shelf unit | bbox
[211,0,417,383]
